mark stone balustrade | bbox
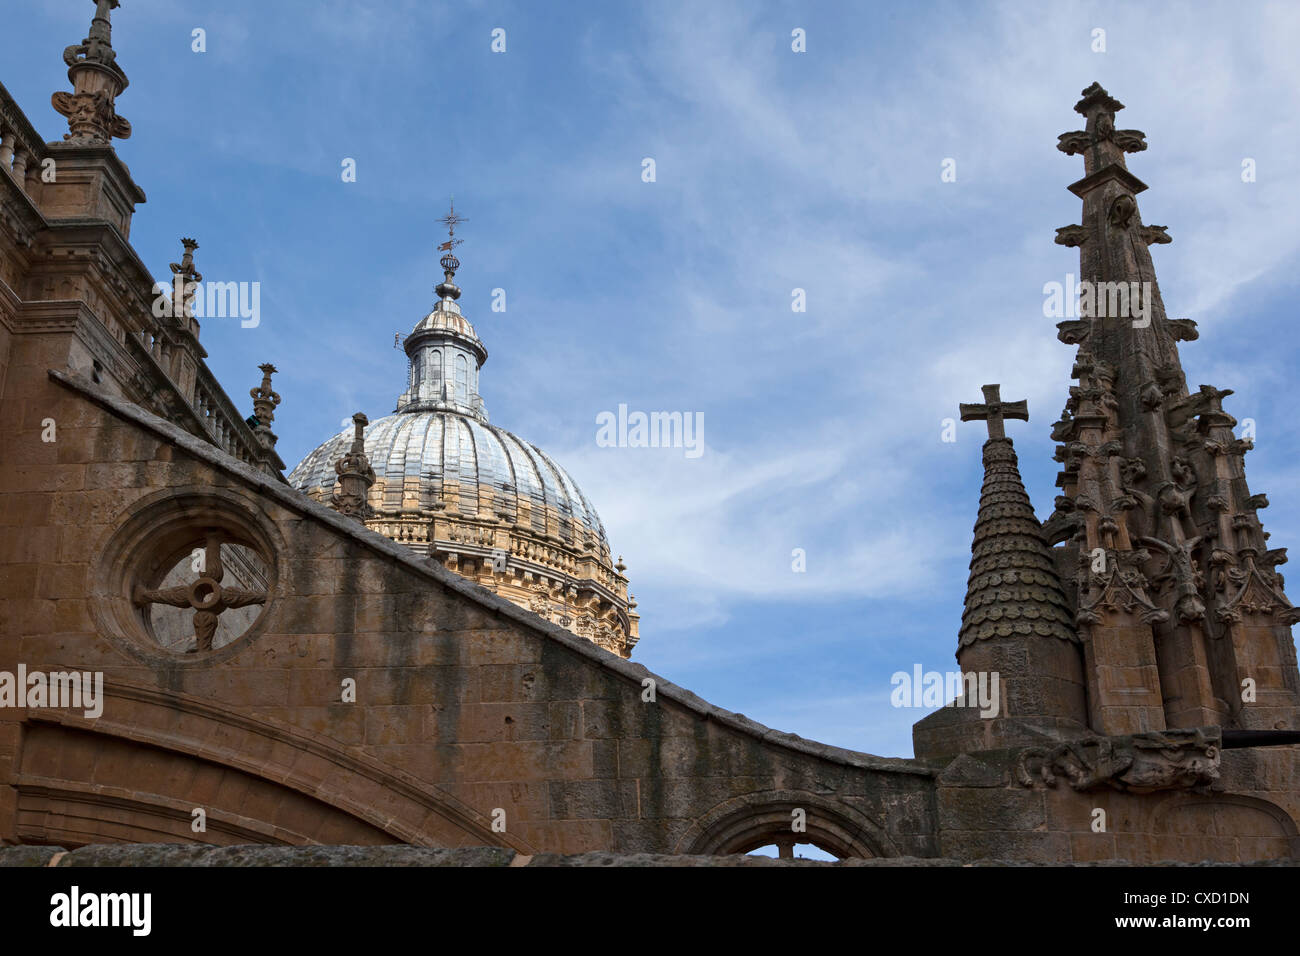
[0,81,45,199]
[193,372,265,468]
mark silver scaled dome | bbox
[288,411,610,552]
[287,238,639,656]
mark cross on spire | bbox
[959,384,1028,440]
[436,198,467,253]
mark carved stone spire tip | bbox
[1059,82,1147,167]
[248,363,281,446]
[1074,81,1124,116]
[52,0,131,145]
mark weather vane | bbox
[437,198,467,253]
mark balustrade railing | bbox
[0,81,45,199]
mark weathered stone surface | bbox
[0,844,66,867]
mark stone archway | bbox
[12,680,538,852]
[677,790,897,859]
[1141,792,1300,862]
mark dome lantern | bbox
[397,201,488,419]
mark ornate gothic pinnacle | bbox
[1056,82,1147,186]
[248,363,281,447]
[332,413,375,520]
[168,237,202,320]
[51,0,132,145]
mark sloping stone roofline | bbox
[50,366,931,780]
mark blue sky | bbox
[9,1,1300,759]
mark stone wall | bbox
[0,361,936,857]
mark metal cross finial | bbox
[959,384,1029,440]
[436,198,468,253]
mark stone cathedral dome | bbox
[288,238,639,657]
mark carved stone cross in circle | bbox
[132,530,267,652]
[959,383,1029,440]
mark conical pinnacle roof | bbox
[959,438,1078,647]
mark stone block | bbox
[941,829,1070,863]
[938,785,1045,832]
[548,779,638,820]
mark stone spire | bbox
[248,363,281,449]
[51,0,133,145]
[1046,83,1300,733]
[913,387,1086,759]
[332,413,375,519]
[957,386,1077,649]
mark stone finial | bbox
[248,363,281,448]
[1056,82,1148,185]
[169,237,203,320]
[170,237,201,280]
[615,555,627,573]
[51,0,132,145]
[959,384,1029,441]
[1073,81,1124,119]
[332,413,375,519]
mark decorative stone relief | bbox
[92,490,280,663]
[133,530,268,652]
[1016,728,1221,794]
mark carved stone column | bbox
[248,362,281,450]
[332,413,376,520]
[11,148,30,186]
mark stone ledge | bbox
[3,845,1297,867]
